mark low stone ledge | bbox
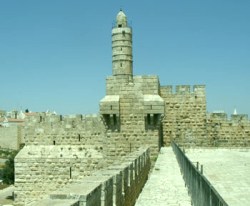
[27,147,150,206]
[29,199,78,206]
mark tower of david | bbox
[11,10,250,206]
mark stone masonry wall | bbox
[101,75,163,159]
[106,75,160,96]
[160,85,250,147]
[28,148,151,206]
[160,85,207,146]
[15,106,159,205]
[23,110,160,161]
[24,114,105,148]
[14,145,106,205]
[103,130,159,165]
[206,112,250,147]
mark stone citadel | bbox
[0,10,248,205]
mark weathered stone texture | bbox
[27,148,150,206]
[161,85,207,146]
[100,74,164,159]
[161,85,250,147]
[206,112,250,146]
[24,114,105,148]
[14,145,105,205]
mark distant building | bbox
[0,111,38,150]
[0,110,6,118]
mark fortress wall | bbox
[103,130,159,165]
[160,85,250,147]
[24,114,106,148]
[160,85,207,146]
[29,148,150,206]
[206,113,250,146]
[14,145,106,205]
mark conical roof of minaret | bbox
[116,9,127,27]
[233,108,237,115]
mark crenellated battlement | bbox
[206,111,250,147]
[208,112,228,121]
[160,85,205,95]
[23,113,106,146]
[208,112,249,123]
[231,114,248,122]
[26,113,100,125]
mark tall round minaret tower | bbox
[112,10,133,78]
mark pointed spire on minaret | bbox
[112,10,133,78]
[233,108,237,115]
[116,9,127,27]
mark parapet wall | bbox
[208,112,249,123]
[160,84,250,147]
[206,112,250,147]
[161,85,205,95]
[26,147,150,206]
[26,113,101,128]
[14,145,107,205]
[24,114,106,147]
[160,85,207,146]
[103,130,159,165]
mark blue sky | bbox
[1,0,249,116]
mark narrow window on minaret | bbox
[120,63,122,67]
[121,47,122,51]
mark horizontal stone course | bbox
[27,148,150,206]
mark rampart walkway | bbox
[135,147,191,206]
[186,148,250,206]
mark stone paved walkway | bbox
[135,147,191,206]
[186,148,250,206]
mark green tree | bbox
[2,150,18,185]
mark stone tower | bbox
[112,10,133,79]
[100,10,165,156]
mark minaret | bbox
[112,10,133,78]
